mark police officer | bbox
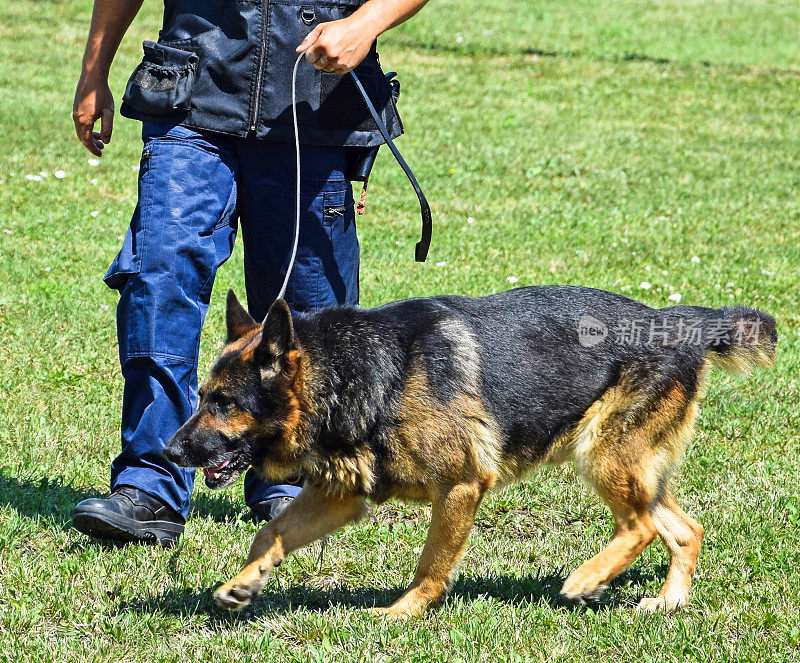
[71,0,428,545]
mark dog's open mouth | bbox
[202,453,248,489]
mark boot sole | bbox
[72,506,183,547]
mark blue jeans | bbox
[104,121,359,518]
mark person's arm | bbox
[73,0,144,156]
[297,0,430,74]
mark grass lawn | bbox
[1,0,799,660]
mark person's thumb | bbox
[297,24,324,52]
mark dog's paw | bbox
[367,589,437,619]
[367,606,414,619]
[214,580,263,611]
[559,578,608,606]
[636,594,686,613]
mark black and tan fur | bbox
[163,286,777,616]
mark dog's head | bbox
[163,291,308,489]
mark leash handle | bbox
[281,55,432,304]
[349,70,432,262]
[276,53,305,302]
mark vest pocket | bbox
[122,41,199,116]
[319,60,392,132]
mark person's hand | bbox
[297,16,378,75]
[73,74,114,156]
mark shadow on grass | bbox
[0,472,255,533]
[0,473,101,528]
[118,565,666,622]
[395,37,800,75]
[1,471,668,615]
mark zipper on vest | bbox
[250,0,270,132]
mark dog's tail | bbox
[666,304,777,373]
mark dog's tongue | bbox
[203,456,233,480]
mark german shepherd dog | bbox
[163,286,776,616]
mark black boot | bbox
[247,496,294,524]
[72,486,185,547]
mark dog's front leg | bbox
[371,480,487,618]
[214,484,366,611]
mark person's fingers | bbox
[304,41,323,65]
[74,115,102,156]
[100,108,113,144]
[92,131,106,152]
[315,54,333,71]
[83,139,102,157]
[297,24,324,53]
[73,111,89,142]
[87,137,103,156]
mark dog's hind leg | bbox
[638,491,703,612]
[214,484,366,611]
[561,378,701,609]
[560,494,657,605]
[371,480,488,618]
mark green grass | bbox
[1,1,799,660]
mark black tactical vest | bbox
[120,0,403,147]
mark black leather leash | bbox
[349,70,432,262]
[283,54,432,302]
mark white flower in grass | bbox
[467,217,474,224]
[436,261,447,267]
[639,281,651,290]
[507,276,519,284]
[691,256,700,263]
[88,158,100,167]
[132,165,139,171]
[90,210,100,217]
[39,171,48,178]
[668,293,682,303]
[54,170,66,179]
[90,178,98,186]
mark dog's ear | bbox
[226,290,259,344]
[257,299,295,374]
